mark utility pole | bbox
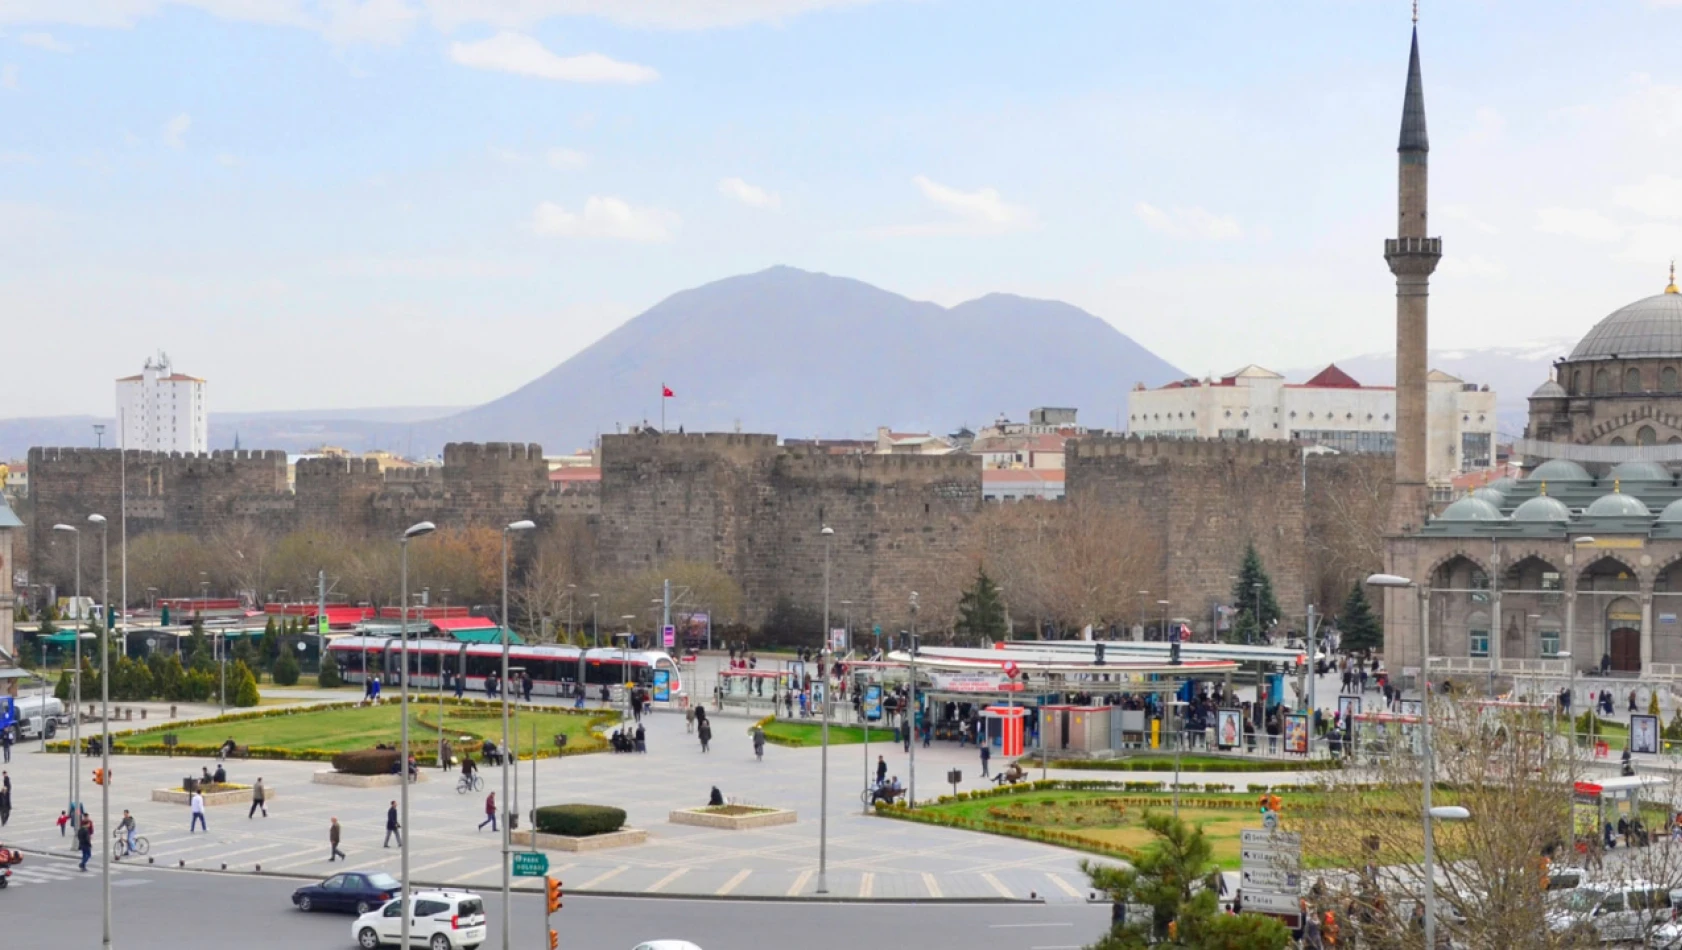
[908,591,919,809]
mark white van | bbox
[1549,879,1682,943]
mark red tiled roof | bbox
[548,467,601,483]
[982,469,1065,484]
[1300,364,1363,389]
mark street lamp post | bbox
[90,513,111,950]
[590,594,599,648]
[499,519,535,950]
[1558,649,1578,850]
[817,525,834,895]
[908,591,919,809]
[1252,582,1263,645]
[51,523,81,827]
[398,521,437,950]
[1157,598,1176,817]
[1366,572,1447,949]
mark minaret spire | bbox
[1399,26,1429,154]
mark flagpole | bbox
[660,383,666,433]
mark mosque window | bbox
[1627,368,1642,392]
[1611,437,1628,446]
[1224,410,1231,418]
[1595,369,1611,393]
[1639,425,1657,446]
[1573,370,1582,394]
[1664,367,1678,392]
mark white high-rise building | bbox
[116,352,208,454]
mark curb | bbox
[15,847,1048,904]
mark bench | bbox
[218,745,251,760]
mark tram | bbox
[325,636,684,700]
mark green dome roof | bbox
[1471,487,1505,506]
[1526,459,1592,483]
[1584,492,1651,519]
[1438,496,1506,522]
[1608,459,1673,483]
[1512,495,1572,523]
[1660,499,1682,523]
[1485,477,1517,494]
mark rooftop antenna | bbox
[1413,0,1419,24]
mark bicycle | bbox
[456,773,484,795]
[114,831,149,858]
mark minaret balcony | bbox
[1384,236,1441,256]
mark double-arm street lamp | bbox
[397,521,437,950]
[499,519,535,950]
[817,524,834,894]
[50,523,83,828]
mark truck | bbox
[6,695,62,741]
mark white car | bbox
[353,891,487,950]
[632,943,703,950]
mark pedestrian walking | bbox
[876,755,887,785]
[189,790,207,833]
[634,723,646,753]
[478,792,497,832]
[249,777,267,818]
[77,814,94,871]
[980,742,991,778]
[454,674,466,699]
[2,726,11,763]
[522,672,533,703]
[329,816,345,862]
[698,722,712,753]
[0,783,11,827]
[384,800,401,847]
[57,810,69,836]
[685,705,696,734]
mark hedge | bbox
[1015,755,1341,774]
[534,804,627,837]
[332,749,401,776]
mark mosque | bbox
[1379,22,1682,681]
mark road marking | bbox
[113,878,150,887]
[406,855,471,876]
[264,846,345,872]
[857,872,873,898]
[922,872,942,898]
[1046,873,1085,898]
[1029,945,1082,949]
[786,870,813,896]
[980,872,1013,898]
[578,866,628,890]
[644,868,688,893]
[988,923,1074,929]
[715,869,751,896]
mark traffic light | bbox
[1094,642,1105,666]
[1169,641,1181,666]
[92,768,104,786]
[545,876,563,914]
[548,930,558,950]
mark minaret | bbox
[1384,18,1441,534]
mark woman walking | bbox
[698,721,712,753]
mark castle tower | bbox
[1384,21,1441,534]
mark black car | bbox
[291,871,402,915]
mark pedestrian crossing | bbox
[4,861,134,889]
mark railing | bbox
[1426,657,1491,673]
[1499,658,1571,675]
[1384,237,1442,256]
[1513,438,1682,462]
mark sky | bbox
[5,0,1682,416]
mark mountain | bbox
[1285,337,1576,441]
[418,266,1185,452]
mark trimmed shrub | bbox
[534,804,627,837]
[318,654,343,689]
[272,650,301,687]
[232,661,261,708]
[332,749,401,776]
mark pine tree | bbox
[1340,581,1383,654]
[318,651,343,689]
[260,617,279,672]
[955,567,1010,642]
[1230,544,1282,642]
[272,648,301,687]
[232,660,261,707]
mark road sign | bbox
[512,852,549,877]
[1242,889,1304,914]
[1241,828,1302,850]
[1241,867,1302,892]
[662,624,675,648]
[1261,810,1279,831]
[1240,848,1300,871]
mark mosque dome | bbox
[1531,379,1566,398]
[1469,487,1504,506]
[1569,279,1682,360]
[1659,499,1682,523]
[1607,459,1673,483]
[1437,496,1506,522]
[1485,476,1517,494]
[1512,495,1572,523]
[1584,490,1651,519]
[1525,459,1592,483]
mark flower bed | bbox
[509,828,647,852]
[151,783,274,807]
[669,805,797,830]
[1016,754,1340,773]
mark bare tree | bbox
[1306,456,1392,613]
[517,519,596,640]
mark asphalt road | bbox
[6,856,1112,950]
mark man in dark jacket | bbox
[384,801,401,848]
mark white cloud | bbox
[530,196,677,241]
[163,112,191,149]
[1134,202,1242,240]
[426,0,890,31]
[448,32,657,84]
[1440,204,1499,235]
[0,64,16,89]
[18,32,72,52]
[546,146,588,170]
[322,0,418,45]
[1534,206,1623,242]
[718,176,780,210]
[1614,174,1682,219]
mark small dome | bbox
[1470,487,1505,506]
[1485,476,1517,494]
[1584,492,1651,519]
[1531,379,1566,398]
[1659,498,1682,523]
[1526,459,1593,483]
[1438,496,1506,522]
[1608,459,1672,483]
[1512,495,1572,523]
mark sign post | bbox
[512,852,549,877]
[1239,823,1301,926]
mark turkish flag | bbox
[662,385,674,398]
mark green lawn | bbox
[760,720,877,747]
[1015,753,1335,773]
[115,703,613,759]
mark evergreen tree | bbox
[1083,811,1289,950]
[183,619,208,668]
[1230,544,1282,643]
[955,567,1010,642]
[1340,582,1383,654]
[273,648,301,686]
[38,610,57,636]
[259,617,279,671]
[232,660,261,708]
[317,651,343,689]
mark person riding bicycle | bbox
[117,810,136,853]
[461,755,477,780]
